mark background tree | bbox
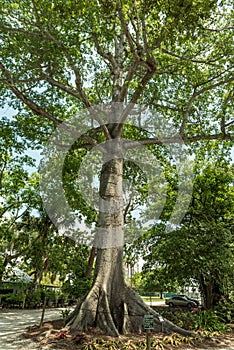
[143,159,234,309]
[131,269,178,298]
[15,193,92,297]
[0,0,233,336]
[0,116,37,285]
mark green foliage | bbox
[19,208,91,297]
[131,269,178,295]
[25,289,41,308]
[60,308,71,319]
[0,118,40,282]
[61,276,91,300]
[81,341,99,350]
[0,0,233,240]
[142,160,234,309]
[0,0,233,140]
[158,308,228,333]
[163,333,194,347]
[215,297,234,323]
[159,309,197,330]
[193,310,227,332]
[78,332,195,349]
[0,292,25,307]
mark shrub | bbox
[158,309,196,330]
[215,298,234,322]
[193,310,227,332]
[25,289,41,308]
[1,292,25,307]
[60,308,71,319]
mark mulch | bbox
[22,319,234,349]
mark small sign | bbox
[158,315,164,323]
[144,315,154,330]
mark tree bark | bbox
[199,274,224,310]
[85,247,96,277]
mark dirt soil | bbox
[22,319,234,349]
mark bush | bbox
[215,298,234,323]
[193,310,227,332]
[25,289,41,308]
[158,309,197,330]
[158,308,228,332]
[1,293,25,307]
[60,308,71,319]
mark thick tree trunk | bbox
[201,283,223,310]
[66,145,193,336]
[199,274,223,310]
[66,262,193,336]
[66,253,193,336]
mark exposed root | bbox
[123,287,193,336]
[96,291,120,336]
[67,287,99,331]
[65,284,194,337]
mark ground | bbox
[23,319,234,349]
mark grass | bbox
[141,296,165,303]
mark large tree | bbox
[0,0,233,336]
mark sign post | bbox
[144,315,154,350]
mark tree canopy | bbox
[0,0,233,143]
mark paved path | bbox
[0,308,66,349]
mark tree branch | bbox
[0,63,63,125]
[119,61,138,101]
[124,132,234,149]
[196,75,234,96]
[202,26,234,32]
[124,191,134,223]
[225,120,234,127]
[0,64,102,146]
[92,33,116,68]
[1,25,112,140]
[114,67,157,136]
[0,203,18,219]
[220,90,233,134]
[178,75,234,136]
[31,0,93,110]
[0,24,42,37]
[117,5,154,71]
[151,102,183,113]
[180,87,198,135]
[4,252,23,265]
[0,154,7,190]
[41,72,80,98]
[161,48,221,66]
[42,73,110,139]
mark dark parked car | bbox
[165,295,197,308]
